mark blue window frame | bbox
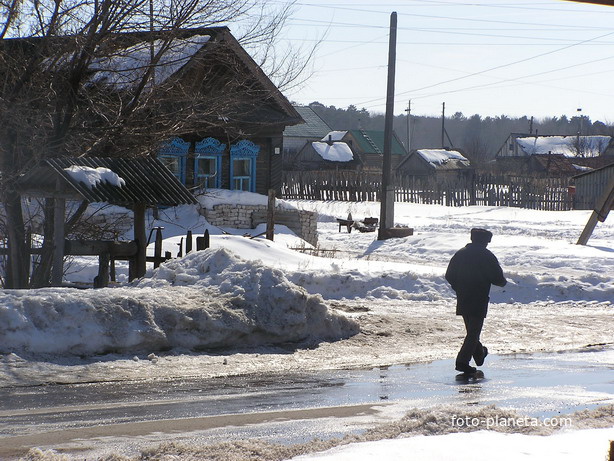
[230,140,260,192]
[158,137,190,184]
[195,137,225,188]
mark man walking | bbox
[445,228,507,374]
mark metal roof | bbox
[348,130,408,156]
[283,106,332,138]
[20,156,196,207]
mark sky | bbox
[278,0,614,122]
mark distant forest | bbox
[305,101,614,166]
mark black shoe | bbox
[474,346,488,367]
[455,362,477,374]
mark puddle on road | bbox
[1,346,613,439]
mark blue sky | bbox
[277,0,614,121]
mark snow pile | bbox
[312,141,354,162]
[64,165,125,189]
[417,149,469,166]
[0,248,357,356]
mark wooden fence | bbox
[281,170,574,211]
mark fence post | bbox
[186,230,193,253]
[154,227,163,268]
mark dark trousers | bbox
[456,316,485,366]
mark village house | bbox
[149,28,303,195]
[397,148,473,179]
[495,133,614,178]
[282,106,333,170]
[1,26,305,288]
[287,129,408,172]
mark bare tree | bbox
[0,0,312,288]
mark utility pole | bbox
[378,11,397,241]
[441,102,446,148]
[577,108,582,156]
[529,116,534,135]
[405,100,411,153]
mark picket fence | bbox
[281,171,574,211]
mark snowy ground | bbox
[1,190,613,459]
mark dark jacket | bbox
[445,242,507,318]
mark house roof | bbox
[18,157,196,207]
[348,130,407,155]
[530,154,584,176]
[400,148,471,171]
[573,161,614,180]
[3,27,303,130]
[283,106,332,138]
[516,135,611,158]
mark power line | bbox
[354,29,614,108]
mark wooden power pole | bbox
[378,11,398,241]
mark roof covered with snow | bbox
[416,149,471,169]
[88,35,210,89]
[312,141,354,162]
[517,135,611,158]
[321,131,348,142]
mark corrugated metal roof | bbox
[21,157,196,206]
[349,130,407,156]
[283,106,332,138]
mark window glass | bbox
[233,158,250,177]
[160,156,180,177]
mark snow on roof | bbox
[312,141,354,162]
[88,35,210,89]
[417,149,469,166]
[321,131,348,142]
[64,165,125,189]
[517,136,610,158]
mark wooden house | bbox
[398,148,473,179]
[495,133,614,178]
[343,129,408,171]
[148,27,303,195]
[1,27,303,196]
[289,131,361,171]
[287,129,409,172]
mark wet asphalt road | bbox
[0,346,612,458]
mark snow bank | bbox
[0,249,358,356]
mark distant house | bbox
[497,134,612,158]
[282,106,333,169]
[287,129,408,172]
[495,134,614,178]
[289,131,361,170]
[398,149,472,179]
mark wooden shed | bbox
[18,156,196,286]
[573,163,614,210]
[398,148,473,179]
